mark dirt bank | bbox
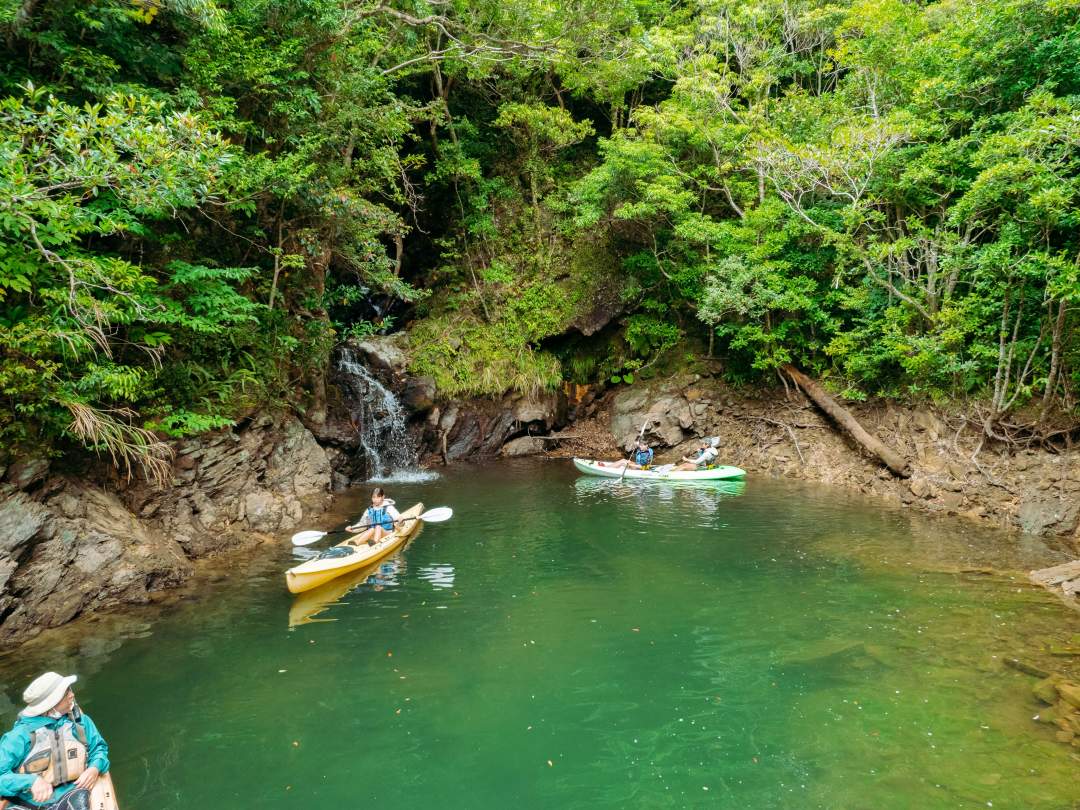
[532,374,1079,547]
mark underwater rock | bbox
[1033,676,1062,705]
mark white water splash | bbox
[335,345,438,482]
[368,469,439,483]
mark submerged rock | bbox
[1033,676,1062,705]
[1058,681,1080,710]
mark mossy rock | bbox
[1033,675,1062,705]
[1056,680,1080,709]
[1061,710,1080,735]
[1035,704,1061,725]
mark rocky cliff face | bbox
[0,414,332,645]
[421,390,568,462]
[335,334,569,465]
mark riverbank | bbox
[0,414,333,646]
[520,374,1080,550]
[2,354,1078,648]
[347,333,1078,547]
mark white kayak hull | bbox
[573,458,746,481]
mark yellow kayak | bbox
[285,502,424,594]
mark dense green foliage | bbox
[2,0,1078,476]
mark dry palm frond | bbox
[65,401,173,487]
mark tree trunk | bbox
[267,200,286,310]
[306,245,333,427]
[781,364,911,478]
[1041,298,1067,418]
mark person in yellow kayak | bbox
[346,487,401,544]
[0,672,110,810]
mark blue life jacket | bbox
[634,447,653,466]
[366,505,394,531]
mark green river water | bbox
[2,460,1079,809]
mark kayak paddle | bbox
[291,506,454,546]
[620,418,650,481]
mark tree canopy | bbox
[2,0,1078,476]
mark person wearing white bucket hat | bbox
[0,672,111,809]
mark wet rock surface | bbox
[0,414,332,645]
[421,390,567,461]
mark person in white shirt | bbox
[676,440,718,471]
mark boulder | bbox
[1018,493,1079,535]
[912,411,945,438]
[610,388,693,448]
[567,272,625,336]
[401,375,436,413]
[353,333,409,375]
[444,406,517,460]
[513,393,561,427]
[908,478,933,499]
[501,436,545,457]
[934,490,966,512]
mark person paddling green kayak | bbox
[676,438,719,471]
[596,438,654,471]
[346,487,401,544]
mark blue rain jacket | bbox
[0,712,109,807]
[634,447,654,466]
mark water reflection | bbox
[573,476,745,527]
[287,556,406,627]
[417,564,456,590]
[6,462,1080,810]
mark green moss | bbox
[408,315,562,398]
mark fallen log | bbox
[781,364,911,478]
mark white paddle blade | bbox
[291,530,328,546]
[419,507,453,522]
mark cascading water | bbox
[334,345,435,482]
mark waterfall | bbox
[335,345,435,482]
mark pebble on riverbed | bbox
[1032,674,1080,747]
